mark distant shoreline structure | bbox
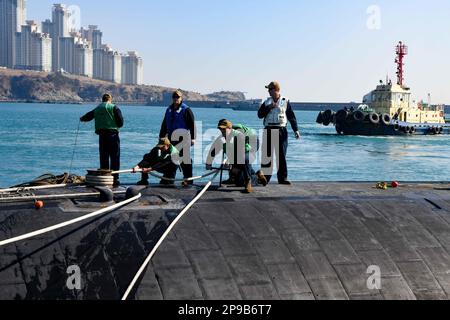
[3,99,448,113]
[1,68,448,112]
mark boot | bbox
[182,180,193,188]
[244,180,253,194]
[256,170,268,187]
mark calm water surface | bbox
[1,103,450,187]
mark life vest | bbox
[165,103,189,137]
[94,102,119,132]
[263,97,289,127]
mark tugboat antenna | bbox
[395,41,408,87]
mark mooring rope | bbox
[68,120,81,177]
[108,168,225,184]
[147,168,221,182]
[0,193,142,247]
[0,190,126,203]
[121,167,223,300]
[0,184,69,194]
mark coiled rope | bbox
[0,193,142,247]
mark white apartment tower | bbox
[103,49,122,83]
[0,0,26,68]
[59,36,75,73]
[51,3,70,71]
[74,41,93,77]
[15,20,52,72]
[41,19,53,35]
[94,45,121,83]
[121,51,143,85]
[93,48,104,79]
[81,25,102,49]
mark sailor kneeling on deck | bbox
[132,138,180,186]
[206,119,267,193]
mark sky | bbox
[26,0,450,103]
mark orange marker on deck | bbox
[34,200,44,210]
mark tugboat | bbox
[317,41,449,136]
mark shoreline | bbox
[2,100,449,113]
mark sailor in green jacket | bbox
[133,138,180,186]
[207,119,267,193]
[80,94,124,187]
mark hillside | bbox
[0,69,245,104]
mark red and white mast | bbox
[395,41,408,87]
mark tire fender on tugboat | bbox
[369,113,380,125]
[353,111,365,122]
[381,114,391,126]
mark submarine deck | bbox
[2,182,450,300]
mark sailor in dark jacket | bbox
[133,138,180,186]
[80,93,124,187]
[159,90,196,184]
[258,81,301,185]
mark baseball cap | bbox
[265,81,281,91]
[172,90,183,99]
[218,119,233,129]
[157,137,171,148]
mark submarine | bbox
[1,170,450,300]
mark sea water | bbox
[1,103,450,187]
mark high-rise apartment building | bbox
[51,3,70,71]
[41,19,53,35]
[15,20,52,72]
[122,51,143,85]
[59,36,75,73]
[0,0,26,68]
[81,25,102,49]
[1,2,144,84]
[74,41,93,77]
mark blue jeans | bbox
[232,152,258,187]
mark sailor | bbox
[133,138,180,185]
[206,119,267,194]
[159,90,196,185]
[80,93,124,187]
[258,81,301,185]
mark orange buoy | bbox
[34,200,44,210]
[391,181,399,188]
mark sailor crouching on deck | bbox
[80,93,124,187]
[206,119,267,194]
[132,138,180,186]
[258,81,301,185]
